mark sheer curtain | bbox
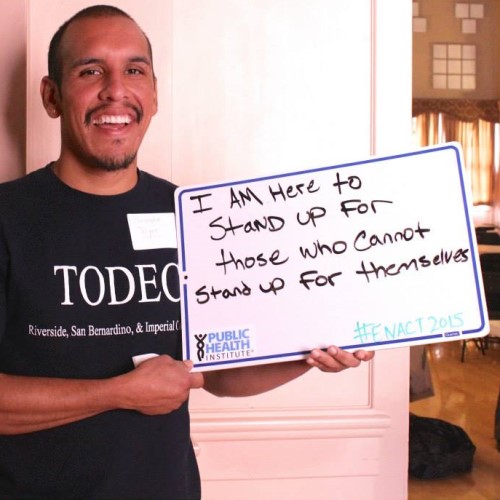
[413,112,440,147]
[443,116,494,205]
[413,99,499,205]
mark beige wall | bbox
[0,0,26,183]
[413,0,500,98]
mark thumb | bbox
[183,359,194,371]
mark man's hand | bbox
[204,346,374,397]
[0,356,204,435]
[306,346,374,372]
[118,355,204,415]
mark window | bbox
[432,44,476,91]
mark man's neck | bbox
[51,159,139,195]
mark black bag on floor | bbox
[409,413,476,479]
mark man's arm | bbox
[0,355,204,435]
[204,346,374,397]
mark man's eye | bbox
[80,68,101,77]
[127,68,143,75]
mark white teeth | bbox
[93,115,132,125]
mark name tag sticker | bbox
[127,213,177,250]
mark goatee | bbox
[89,152,137,172]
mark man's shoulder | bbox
[140,170,177,190]
[0,167,50,203]
[139,170,179,201]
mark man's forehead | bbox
[60,16,151,62]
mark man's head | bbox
[40,5,158,173]
[48,5,155,90]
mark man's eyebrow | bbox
[129,56,152,66]
[69,56,152,70]
[70,58,104,70]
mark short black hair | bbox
[47,4,154,88]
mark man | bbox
[0,5,374,498]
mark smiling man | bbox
[41,7,158,194]
[0,5,373,498]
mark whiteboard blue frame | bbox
[175,143,488,371]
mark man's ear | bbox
[40,76,61,118]
[152,75,158,116]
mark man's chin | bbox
[89,153,137,172]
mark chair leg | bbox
[477,338,486,355]
[495,384,500,451]
[461,339,486,361]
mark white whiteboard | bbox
[175,143,488,371]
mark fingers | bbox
[353,350,375,362]
[183,359,194,370]
[182,359,204,389]
[188,371,205,390]
[124,355,204,415]
[306,346,374,373]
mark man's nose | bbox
[98,72,128,101]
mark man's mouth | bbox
[92,114,132,126]
[85,104,142,127]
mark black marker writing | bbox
[355,247,469,283]
[299,239,348,259]
[332,171,362,194]
[340,199,393,218]
[299,270,343,289]
[195,281,252,304]
[190,193,213,214]
[215,248,289,275]
[230,187,263,208]
[353,221,431,252]
[268,179,320,202]
[208,215,285,241]
[259,277,285,295]
[296,207,327,227]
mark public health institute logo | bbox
[194,327,255,363]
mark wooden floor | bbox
[408,339,500,500]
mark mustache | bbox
[84,103,143,126]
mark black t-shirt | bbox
[0,166,200,499]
